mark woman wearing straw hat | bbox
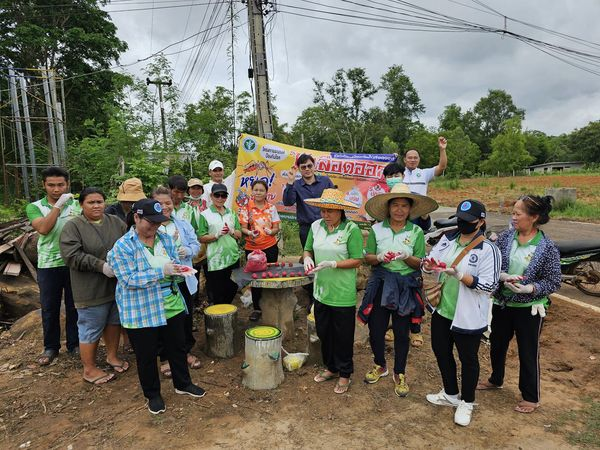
[359,183,438,397]
[302,189,364,394]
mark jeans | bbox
[38,267,78,352]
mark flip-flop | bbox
[161,363,172,378]
[106,360,130,373]
[514,401,539,413]
[476,380,503,390]
[187,356,202,369]
[38,349,58,366]
[334,379,352,394]
[84,372,116,385]
[410,333,424,347]
[313,371,338,383]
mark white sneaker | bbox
[454,400,474,426]
[426,389,461,407]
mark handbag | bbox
[423,235,485,308]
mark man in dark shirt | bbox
[282,153,334,247]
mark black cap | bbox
[211,183,228,194]
[455,199,486,221]
[132,199,168,223]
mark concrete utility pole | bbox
[19,75,38,187]
[247,0,274,139]
[146,78,172,150]
[8,68,30,199]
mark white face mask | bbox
[386,177,403,189]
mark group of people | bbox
[26,138,562,424]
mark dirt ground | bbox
[1,282,599,449]
[429,173,600,219]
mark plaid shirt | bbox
[107,228,184,329]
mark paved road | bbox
[431,208,600,307]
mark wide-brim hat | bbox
[304,188,360,211]
[365,183,438,221]
[117,177,146,202]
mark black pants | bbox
[179,282,196,353]
[38,267,79,352]
[201,262,214,304]
[368,289,411,375]
[314,300,355,378]
[299,223,315,305]
[488,304,544,403]
[245,244,279,310]
[127,312,192,400]
[431,312,481,403]
[207,262,239,304]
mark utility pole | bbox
[247,0,274,139]
[146,78,172,150]
[8,68,30,199]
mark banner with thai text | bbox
[232,134,396,224]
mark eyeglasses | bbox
[213,192,228,199]
[299,163,313,170]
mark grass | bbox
[0,204,23,222]
[553,399,600,447]
[280,221,303,256]
[430,178,463,190]
[551,200,598,220]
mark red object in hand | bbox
[304,271,309,276]
[262,272,267,279]
[252,273,258,279]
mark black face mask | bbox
[457,218,479,235]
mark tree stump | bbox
[305,312,322,366]
[242,326,284,390]
[204,304,238,358]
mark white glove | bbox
[376,252,389,263]
[264,228,272,236]
[441,267,464,281]
[251,229,260,238]
[500,273,523,283]
[311,260,337,273]
[102,262,115,278]
[531,304,546,318]
[303,256,315,273]
[217,227,229,237]
[54,193,73,209]
[177,246,190,258]
[391,250,409,261]
[223,222,235,235]
[504,282,535,294]
[163,262,179,277]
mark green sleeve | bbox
[347,224,364,259]
[304,227,314,252]
[365,229,377,255]
[413,228,426,258]
[25,203,43,222]
[198,214,209,237]
[233,213,241,231]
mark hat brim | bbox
[455,211,483,221]
[117,193,146,202]
[304,198,359,210]
[365,192,438,221]
[143,214,168,223]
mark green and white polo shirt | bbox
[26,197,81,269]
[365,219,425,275]
[497,231,548,308]
[437,239,466,321]
[173,203,194,225]
[198,205,241,271]
[304,219,364,307]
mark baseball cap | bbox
[132,199,168,223]
[187,178,203,188]
[208,160,224,171]
[455,199,486,221]
[116,178,146,202]
[211,183,228,195]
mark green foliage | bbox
[553,399,600,447]
[480,117,533,174]
[567,120,600,163]
[280,221,303,256]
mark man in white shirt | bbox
[402,136,448,195]
[202,160,225,208]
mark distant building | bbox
[528,161,584,174]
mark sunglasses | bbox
[299,163,314,170]
[213,192,228,199]
[519,195,540,206]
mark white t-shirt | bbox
[201,173,235,209]
[402,167,436,195]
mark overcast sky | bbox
[107,0,600,137]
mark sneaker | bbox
[148,396,166,414]
[393,373,409,397]
[426,389,461,407]
[454,400,474,426]
[364,364,389,384]
[175,384,206,398]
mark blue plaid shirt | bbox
[108,228,186,329]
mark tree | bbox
[438,104,464,132]
[567,120,600,163]
[480,117,533,174]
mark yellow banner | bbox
[232,134,396,223]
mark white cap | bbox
[208,160,224,171]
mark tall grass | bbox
[280,221,303,256]
[552,200,598,220]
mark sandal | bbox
[38,349,58,366]
[410,332,424,347]
[84,372,115,385]
[514,400,539,413]
[106,359,130,373]
[334,378,352,394]
[385,329,394,342]
[187,355,202,369]
[160,363,172,378]
[476,380,503,390]
[313,370,338,383]
[249,310,262,322]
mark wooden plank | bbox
[3,262,22,277]
[0,243,13,255]
[14,233,37,282]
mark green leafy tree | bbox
[480,117,533,174]
[567,120,600,163]
[438,104,464,132]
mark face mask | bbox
[457,218,479,235]
[386,177,402,189]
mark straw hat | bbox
[304,188,360,211]
[365,183,438,221]
[116,178,146,202]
